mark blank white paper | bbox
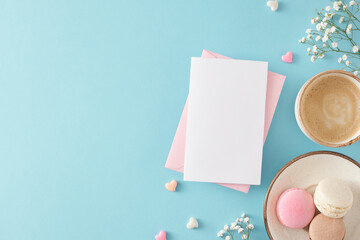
[184,57,268,185]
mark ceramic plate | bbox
[264,151,360,240]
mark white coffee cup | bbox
[295,70,360,147]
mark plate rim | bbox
[263,151,360,240]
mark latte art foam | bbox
[300,74,360,144]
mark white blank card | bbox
[184,57,268,185]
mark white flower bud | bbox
[353,45,359,53]
[299,37,306,43]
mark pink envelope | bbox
[165,50,286,193]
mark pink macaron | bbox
[276,188,315,229]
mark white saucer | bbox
[264,151,360,240]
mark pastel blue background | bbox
[0,0,359,239]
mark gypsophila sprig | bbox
[217,214,254,240]
[299,0,360,75]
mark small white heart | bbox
[267,0,278,11]
[186,217,199,229]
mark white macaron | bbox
[314,177,353,218]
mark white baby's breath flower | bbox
[311,55,316,62]
[332,42,338,48]
[307,34,312,39]
[322,16,330,22]
[241,234,247,240]
[325,6,332,11]
[339,16,344,23]
[315,35,321,41]
[313,45,318,53]
[225,236,231,240]
[333,1,342,11]
[338,57,343,63]
[248,224,254,229]
[311,18,316,24]
[238,228,244,233]
[224,225,229,231]
[306,28,312,34]
[307,47,311,52]
[354,71,359,76]
[321,22,328,29]
[316,23,322,31]
[318,53,325,59]
[343,54,348,60]
[343,4,348,10]
[353,45,359,52]
[235,218,240,222]
[217,230,225,237]
[299,37,306,43]
[350,0,356,6]
[241,213,246,218]
[230,223,236,230]
[235,225,240,230]
[346,60,350,66]
[239,218,243,222]
[323,43,327,47]
[322,35,329,42]
[330,26,336,33]
[244,217,249,223]
[347,24,353,34]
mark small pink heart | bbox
[165,180,177,192]
[281,51,293,63]
[155,230,166,240]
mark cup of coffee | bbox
[295,70,360,147]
